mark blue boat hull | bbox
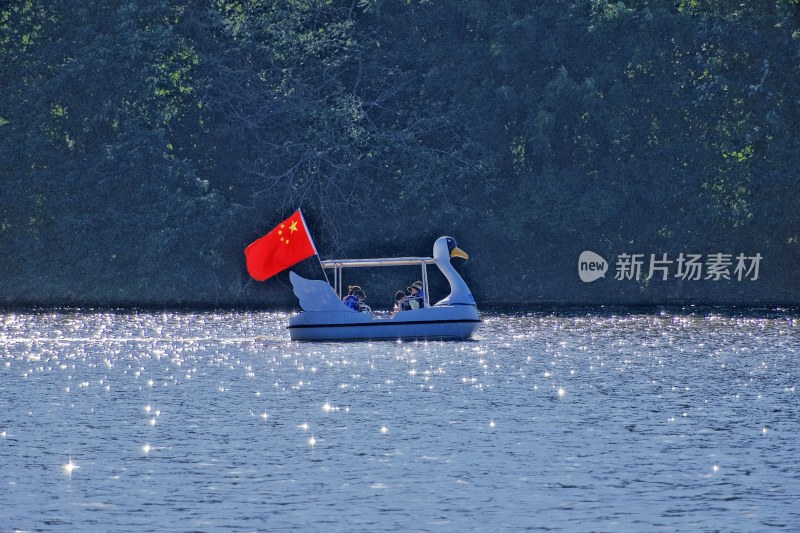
[288,305,480,341]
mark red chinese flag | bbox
[244,210,317,281]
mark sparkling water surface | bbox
[1,309,798,531]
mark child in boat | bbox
[343,286,370,313]
[354,288,370,313]
[343,285,361,310]
[392,290,406,317]
[355,289,372,313]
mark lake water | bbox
[1,308,798,531]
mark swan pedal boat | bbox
[288,237,480,341]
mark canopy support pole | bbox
[335,265,343,299]
[421,263,430,307]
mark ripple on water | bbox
[0,309,798,530]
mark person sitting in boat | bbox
[343,285,361,310]
[392,290,407,317]
[344,286,371,313]
[354,288,371,313]
[405,281,425,310]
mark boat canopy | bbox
[320,257,435,269]
[320,257,434,306]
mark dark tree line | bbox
[2,0,799,306]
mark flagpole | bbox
[317,255,331,285]
[298,209,331,286]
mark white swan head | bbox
[433,236,476,307]
[433,236,468,263]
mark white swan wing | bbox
[289,271,351,312]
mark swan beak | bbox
[450,247,469,260]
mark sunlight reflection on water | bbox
[1,309,799,531]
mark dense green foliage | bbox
[2,0,799,306]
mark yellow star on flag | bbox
[289,221,298,233]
